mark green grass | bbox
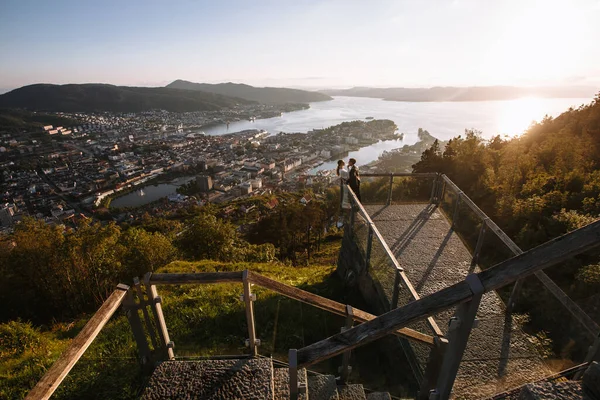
[0,254,344,399]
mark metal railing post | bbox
[418,336,449,400]
[451,192,462,229]
[387,174,394,205]
[289,349,299,400]
[470,219,488,269]
[123,289,152,368]
[350,202,356,232]
[429,174,439,204]
[242,270,259,356]
[430,274,484,400]
[507,278,525,312]
[144,273,175,360]
[339,305,354,383]
[365,224,374,271]
[339,179,344,211]
[438,178,447,206]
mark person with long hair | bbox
[337,160,351,227]
[348,158,361,202]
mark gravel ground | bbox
[141,359,274,400]
[362,204,550,399]
[337,384,367,400]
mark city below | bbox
[0,104,403,231]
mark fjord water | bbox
[204,96,593,145]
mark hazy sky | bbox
[1,0,600,91]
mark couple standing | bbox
[336,158,361,210]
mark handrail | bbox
[148,271,244,284]
[347,185,444,337]
[296,218,600,367]
[362,173,438,178]
[25,284,129,400]
[440,174,600,337]
[247,271,435,346]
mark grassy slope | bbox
[0,238,344,399]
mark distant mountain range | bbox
[166,80,332,104]
[321,86,598,102]
[0,84,256,113]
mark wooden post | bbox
[134,276,159,350]
[451,192,462,229]
[365,224,374,272]
[418,336,449,400]
[144,273,174,360]
[289,349,299,400]
[242,270,258,356]
[339,305,354,383]
[575,333,600,379]
[470,220,488,269]
[386,174,394,205]
[431,274,483,400]
[123,289,152,368]
[391,270,401,309]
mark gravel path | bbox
[362,204,550,399]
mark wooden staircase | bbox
[141,358,394,400]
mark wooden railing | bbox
[25,284,130,400]
[26,268,439,399]
[291,217,600,399]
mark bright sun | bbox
[495,97,545,137]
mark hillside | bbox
[0,84,255,113]
[322,85,598,102]
[166,80,332,104]
[0,260,343,400]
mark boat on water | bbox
[138,189,145,196]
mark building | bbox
[196,175,213,192]
[0,205,14,227]
[239,182,252,195]
[250,178,262,190]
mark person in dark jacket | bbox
[348,158,361,202]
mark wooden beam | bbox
[25,284,129,400]
[297,281,472,367]
[247,271,435,346]
[296,219,600,367]
[148,271,244,285]
[362,173,438,178]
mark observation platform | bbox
[362,203,549,399]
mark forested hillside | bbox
[0,84,254,113]
[410,94,600,360]
[166,80,332,104]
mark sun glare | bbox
[495,97,545,137]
